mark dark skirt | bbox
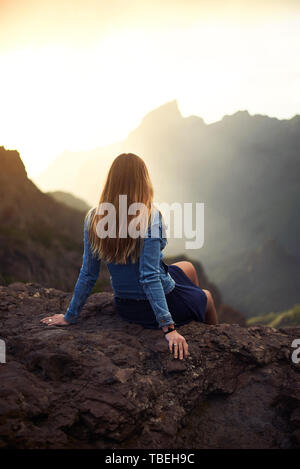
[114,263,207,329]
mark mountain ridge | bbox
[0,146,85,290]
[34,102,300,196]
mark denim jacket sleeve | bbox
[64,210,100,324]
[138,209,175,329]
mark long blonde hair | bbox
[88,153,154,264]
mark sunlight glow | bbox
[0,1,299,176]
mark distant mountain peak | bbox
[222,110,250,121]
[141,100,182,125]
[0,146,27,181]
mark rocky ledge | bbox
[0,282,300,449]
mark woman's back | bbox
[63,203,175,328]
[106,206,174,300]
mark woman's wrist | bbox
[162,323,175,334]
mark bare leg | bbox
[202,289,218,325]
[171,261,199,286]
[170,261,218,325]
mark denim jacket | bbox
[64,206,175,328]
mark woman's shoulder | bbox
[88,206,97,217]
[147,205,164,238]
[84,206,97,229]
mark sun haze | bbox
[0,0,299,176]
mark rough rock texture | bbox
[0,282,300,449]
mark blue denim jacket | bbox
[64,206,175,328]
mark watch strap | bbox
[163,326,176,335]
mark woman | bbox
[41,153,218,360]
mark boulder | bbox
[0,282,299,449]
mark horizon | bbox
[1,0,300,176]
[3,100,300,181]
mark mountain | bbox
[47,191,91,212]
[33,101,300,316]
[35,142,124,205]
[248,304,300,328]
[214,239,300,316]
[0,146,85,290]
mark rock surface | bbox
[0,282,300,449]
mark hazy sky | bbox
[0,0,299,176]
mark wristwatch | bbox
[163,326,176,335]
